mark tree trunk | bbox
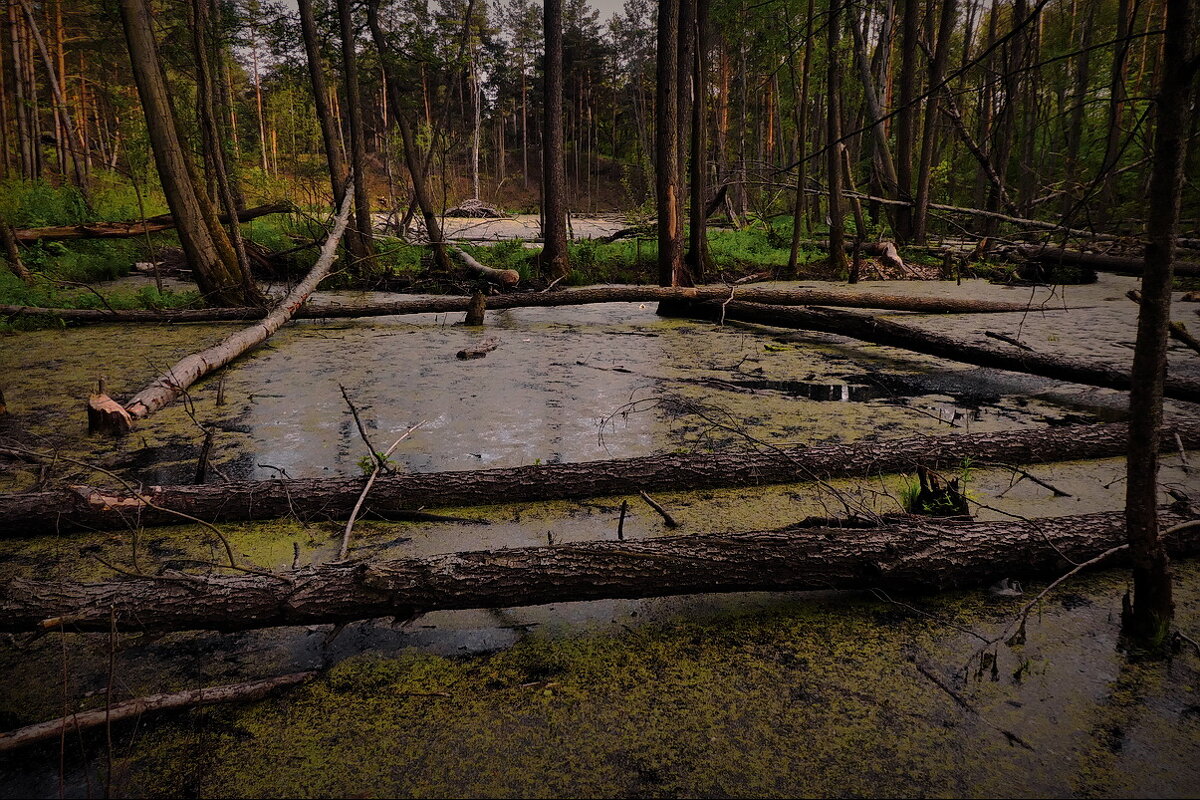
[0,672,317,754]
[6,420,1196,535]
[826,0,849,276]
[671,299,1200,402]
[1011,245,1200,278]
[684,0,709,281]
[298,0,347,207]
[12,203,292,243]
[1100,0,1134,212]
[336,0,375,275]
[912,0,958,242]
[1124,0,1194,647]
[3,284,1044,326]
[85,187,355,434]
[117,0,254,307]
[656,0,683,285]
[541,0,569,278]
[788,0,817,275]
[17,0,85,191]
[0,224,31,283]
[4,508,1199,633]
[893,0,919,241]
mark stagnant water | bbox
[1,274,1198,796]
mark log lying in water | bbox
[3,507,1197,634]
[4,420,1198,535]
[680,300,1200,403]
[0,285,1047,326]
[11,203,293,243]
[85,189,356,434]
[1011,245,1200,278]
[0,672,316,754]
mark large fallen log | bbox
[3,507,1197,634]
[85,188,356,434]
[11,203,293,243]
[449,245,520,286]
[0,672,316,754]
[4,420,1198,534]
[681,300,1200,403]
[0,285,1050,326]
[1011,245,1200,278]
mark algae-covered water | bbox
[1,274,1199,796]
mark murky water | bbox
[1,274,1199,796]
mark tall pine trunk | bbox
[656,0,683,285]
[541,0,569,278]
[298,0,347,207]
[336,0,376,275]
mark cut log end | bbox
[87,393,133,435]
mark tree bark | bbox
[12,203,292,243]
[1124,0,1194,647]
[117,0,254,307]
[0,672,317,754]
[335,0,375,275]
[1011,245,1200,278]
[541,0,569,279]
[912,0,958,243]
[86,187,356,434]
[787,0,817,275]
[684,0,709,281]
[5,420,1197,534]
[450,246,520,286]
[893,0,919,241]
[298,0,347,208]
[672,299,1200,402]
[2,284,1044,326]
[655,0,683,285]
[4,508,1198,633]
[826,0,849,276]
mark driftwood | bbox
[4,420,1197,534]
[676,300,1200,403]
[1,285,1047,326]
[3,507,1198,633]
[456,336,500,359]
[11,203,293,244]
[86,188,356,434]
[0,672,316,753]
[1012,244,1200,278]
[450,246,520,286]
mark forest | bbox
[0,0,1198,796]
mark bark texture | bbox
[684,300,1200,402]
[3,508,1197,633]
[4,421,1196,534]
[2,284,1041,325]
[541,0,570,279]
[1011,245,1200,278]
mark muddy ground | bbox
[1,272,1198,796]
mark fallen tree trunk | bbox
[684,300,1200,403]
[0,672,316,753]
[0,285,1047,326]
[3,507,1197,633]
[1011,244,1200,278]
[4,420,1198,534]
[449,245,520,287]
[86,188,355,434]
[12,203,294,244]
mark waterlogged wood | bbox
[0,285,1043,326]
[88,189,355,433]
[450,246,520,286]
[1012,245,1200,278]
[696,301,1200,403]
[2,508,1197,634]
[0,672,317,753]
[13,203,293,243]
[4,421,1198,534]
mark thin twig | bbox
[338,422,425,561]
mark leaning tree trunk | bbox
[299,0,347,207]
[6,420,1197,534]
[117,0,254,307]
[541,0,569,279]
[668,299,1200,402]
[1124,0,1195,647]
[336,0,375,275]
[4,508,1199,633]
[912,0,958,243]
[85,187,355,434]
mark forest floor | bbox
[1,271,1199,795]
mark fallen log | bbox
[456,336,500,359]
[2,507,1197,634]
[681,300,1200,403]
[450,245,520,287]
[0,284,1049,326]
[86,188,356,434]
[0,672,316,754]
[1011,245,1200,278]
[11,203,294,244]
[4,420,1198,534]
